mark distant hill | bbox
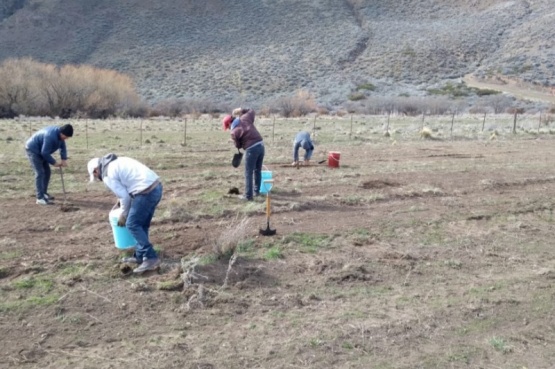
[0,0,554,107]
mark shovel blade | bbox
[259,227,276,236]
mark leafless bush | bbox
[152,98,187,117]
[482,94,514,114]
[152,98,227,117]
[469,105,490,114]
[0,58,145,118]
[268,89,317,117]
[317,106,330,115]
[212,217,251,259]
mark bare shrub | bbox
[317,106,330,115]
[0,58,145,118]
[427,96,452,115]
[469,105,490,114]
[269,89,317,117]
[396,97,422,116]
[152,98,187,117]
[212,217,251,259]
[0,58,43,117]
[483,94,514,114]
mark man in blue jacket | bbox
[25,124,73,205]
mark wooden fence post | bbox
[272,115,275,144]
[512,111,517,134]
[538,112,542,133]
[482,112,486,132]
[85,119,89,149]
[386,111,390,134]
[183,117,187,147]
[421,112,425,131]
[450,111,455,139]
[312,114,316,135]
[349,115,353,139]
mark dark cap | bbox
[60,124,73,137]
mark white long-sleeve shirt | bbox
[103,157,159,215]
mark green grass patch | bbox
[199,254,218,266]
[489,336,513,353]
[237,239,256,256]
[0,294,59,313]
[13,277,54,291]
[264,246,283,260]
[356,83,376,91]
[200,189,222,202]
[282,232,332,253]
[0,250,21,260]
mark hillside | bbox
[0,0,554,106]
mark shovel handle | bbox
[265,194,271,219]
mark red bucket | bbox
[328,151,341,168]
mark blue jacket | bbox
[293,131,314,161]
[25,126,68,165]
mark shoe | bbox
[238,195,253,201]
[254,192,260,197]
[133,258,160,274]
[121,257,140,264]
[44,193,55,201]
[36,198,49,205]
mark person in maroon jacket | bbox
[227,108,265,201]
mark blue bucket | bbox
[259,167,273,194]
[109,208,137,249]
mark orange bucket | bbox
[328,151,341,168]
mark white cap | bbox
[87,158,99,182]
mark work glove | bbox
[117,213,127,227]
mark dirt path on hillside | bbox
[464,74,555,104]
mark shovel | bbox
[259,180,276,236]
[59,167,70,211]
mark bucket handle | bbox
[329,154,340,162]
[262,165,270,171]
[262,179,274,193]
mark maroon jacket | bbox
[230,109,263,150]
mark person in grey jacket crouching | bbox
[292,131,314,166]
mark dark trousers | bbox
[26,150,51,200]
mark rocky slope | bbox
[0,0,553,106]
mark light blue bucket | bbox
[259,167,273,194]
[109,208,137,249]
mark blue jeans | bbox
[244,143,265,199]
[26,149,51,199]
[126,183,163,262]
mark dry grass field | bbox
[1,114,555,368]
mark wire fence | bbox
[5,112,554,155]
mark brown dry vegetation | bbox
[2,115,555,368]
[0,58,145,118]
